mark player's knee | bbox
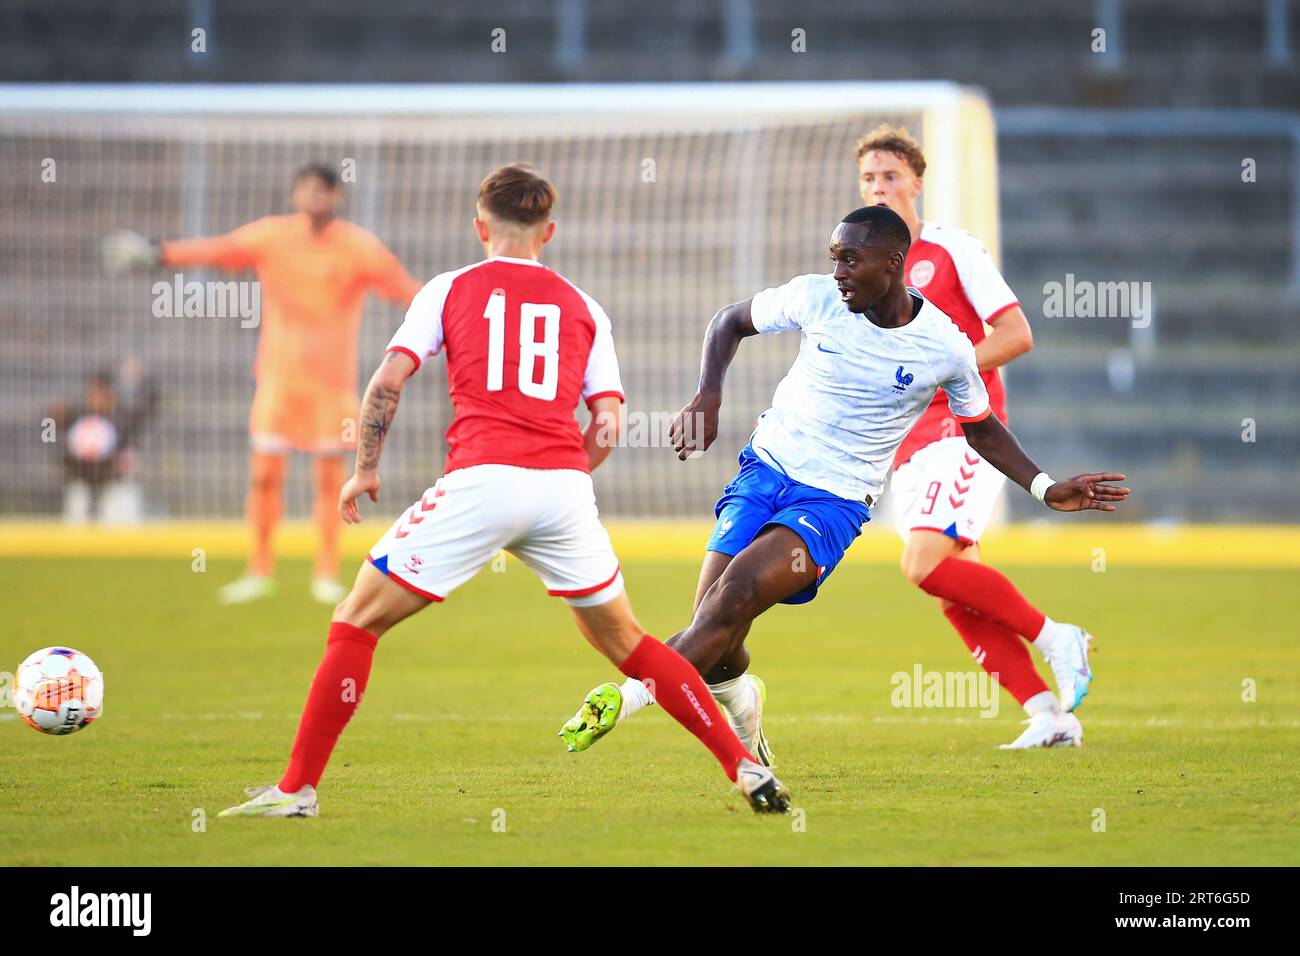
[314,456,345,493]
[900,546,944,587]
[901,555,932,587]
[249,457,283,491]
[600,623,644,664]
[700,576,761,634]
[331,592,359,625]
[331,589,379,632]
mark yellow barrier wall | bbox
[1,521,1296,568]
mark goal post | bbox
[0,81,1000,520]
[922,88,1002,265]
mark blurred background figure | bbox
[100,165,423,606]
[50,357,158,525]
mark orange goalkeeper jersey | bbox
[161,213,421,394]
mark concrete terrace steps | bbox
[1,1,1297,109]
[994,128,1297,343]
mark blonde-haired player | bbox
[103,164,421,604]
[856,124,1095,748]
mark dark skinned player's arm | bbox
[961,414,1131,513]
[958,413,1040,490]
[669,298,759,460]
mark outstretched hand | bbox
[669,391,721,461]
[1044,473,1130,512]
[339,469,381,524]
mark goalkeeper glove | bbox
[100,230,160,274]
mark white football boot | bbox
[739,675,777,768]
[217,575,277,605]
[218,784,319,818]
[998,710,1083,750]
[735,759,791,813]
[1041,625,1094,711]
[309,578,348,605]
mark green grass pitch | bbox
[2,555,1297,866]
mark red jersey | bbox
[386,256,624,474]
[893,222,1019,468]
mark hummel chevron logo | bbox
[394,487,446,540]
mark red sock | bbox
[620,636,755,781]
[279,621,378,793]
[943,605,1049,705]
[919,557,1047,640]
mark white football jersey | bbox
[747,272,991,502]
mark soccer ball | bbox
[14,646,103,735]
[67,414,118,462]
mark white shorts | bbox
[891,436,1006,545]
[367,464,624,607]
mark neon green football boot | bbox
[558,682,622,752]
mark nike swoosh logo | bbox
[797,515,822,536]
[816,342,841,354]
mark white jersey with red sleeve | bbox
[386,255,624,475]
[894,222,1019,468]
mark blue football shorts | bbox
[705,442,872,605]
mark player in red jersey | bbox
[219,164,789,817]
[857,125,1095,748]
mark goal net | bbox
[0,82,998,520]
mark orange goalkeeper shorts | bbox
[248,382,359,454]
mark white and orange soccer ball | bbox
[14,646,103,735]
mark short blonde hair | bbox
[854,124,926,178]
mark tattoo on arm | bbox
[355,382,401,471]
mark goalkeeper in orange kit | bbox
[103,164,422,605]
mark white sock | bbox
[1031,616,1066,659]
[708,675,754,720]
[1023,690,1062,717]
[618,678,655,719]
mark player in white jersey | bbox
[858,124,1099,748]
[560,205,1129,761]
[217,163,789,818]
